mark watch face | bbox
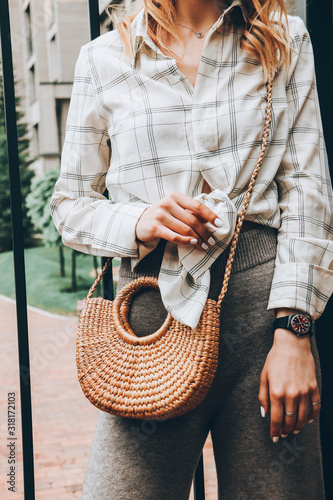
[291,314,311,334]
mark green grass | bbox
[0,245,119,316]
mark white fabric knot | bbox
[157,189,237,329]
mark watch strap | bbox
[273,315,313,337]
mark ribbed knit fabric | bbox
[119,224,278,280]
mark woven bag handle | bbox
[87,73,273,303]
[87,257,113,299]
[216,73,273,308]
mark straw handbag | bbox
[76,75,273,420]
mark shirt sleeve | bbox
[49,45,160,261]
[267,17,333,321]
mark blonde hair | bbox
[107,0,293,82]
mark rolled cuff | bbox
[267,263,333,321]
[91,202,155,259]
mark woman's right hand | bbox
[135,191,223,252]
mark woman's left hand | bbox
[258,311,321,442]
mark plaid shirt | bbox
[50,1,333,328]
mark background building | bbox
[9,0,297,177]
[10,0,91,175]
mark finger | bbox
[307,388,321,423]
[292,395,309,434]
[169,204,215,247]
[269,389,284,442]
[160,213,206,251]
[169,191,223,227]
[156,225,201,247]
[258,369,270,418]
[186,209,215,226]
[280,398,298,437]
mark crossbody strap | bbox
[217,73,273,309]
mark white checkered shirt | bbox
[50,1,333,328]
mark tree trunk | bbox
[71,250,77,292]
[59,245,65,277]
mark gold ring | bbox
[311,400,321,406]
[285,411,297,416]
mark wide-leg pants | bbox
[81,225,325,500]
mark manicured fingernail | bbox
[260,406,265,418]
[308,419,314,424]
[201,242,209,250]
[281,434,288,438]
[214,218,223,227]
[272,436,279,443]
[208,237,215,246]
[190,238,198,244]
[293,430,300,434]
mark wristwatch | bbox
[273,313,313,337]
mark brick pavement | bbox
[0,295,218,499]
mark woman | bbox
[50,0,333,498]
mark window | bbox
[49,34,59,82]
[56,99,70,151]
[29,65,36,103]
[24,4,33,57]
[32,123,39,158]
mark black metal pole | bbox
[87,0,101,41]
[0,1,35,499]
[306,1,333,498]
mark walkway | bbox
[0,296,217,499]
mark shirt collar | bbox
[130,0,246,68]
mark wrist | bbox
[273,308,312,347]
[273,328,311,347]
[275,307,305,318]
[135,207,150,243]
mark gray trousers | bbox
[81,225,325,500]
